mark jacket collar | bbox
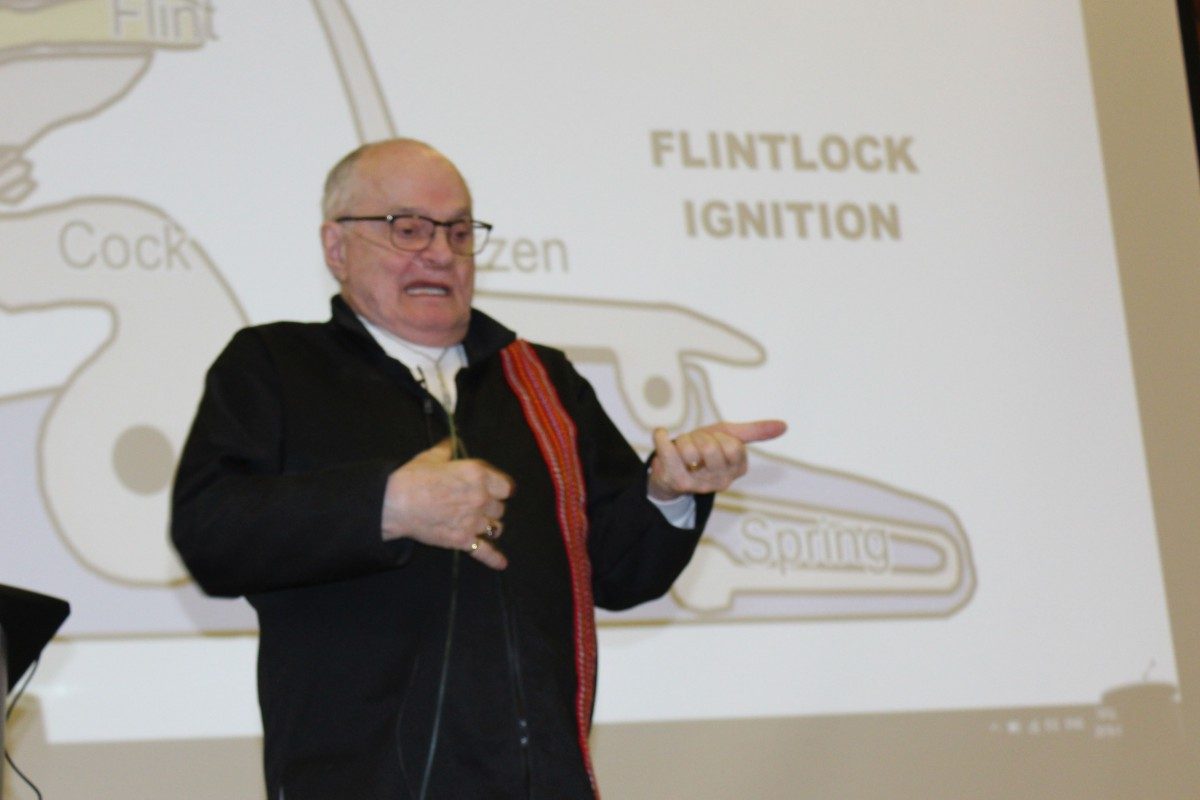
[327,294,517,368]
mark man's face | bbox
[321,143,476,346]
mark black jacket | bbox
[171,297,709,799]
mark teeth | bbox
[406,286,448,296]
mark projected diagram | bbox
[0,0,245,587]
[0,0,974,629]
[315,0,976,623]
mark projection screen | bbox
[1,1,1198,797]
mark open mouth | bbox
[404,283,449,297]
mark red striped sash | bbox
[499,339,598,795]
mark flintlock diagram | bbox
[0,0,974,624]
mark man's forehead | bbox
[353,146,471,210]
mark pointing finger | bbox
[708,419,787,444]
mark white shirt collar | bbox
[357,315,465,409]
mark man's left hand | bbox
[648,419,787,501]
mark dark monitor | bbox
[0,585,70,693]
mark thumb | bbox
[411,438,455,466]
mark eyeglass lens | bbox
[389,216,488,255]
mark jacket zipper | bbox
[424,382,533,796]
[497,572,533,798]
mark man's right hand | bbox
[381,440,513,570]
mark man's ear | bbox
[320,220,347,281]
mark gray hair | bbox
[321,143,371,220]
[320,138,450,220]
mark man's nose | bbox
[420,225,457,265]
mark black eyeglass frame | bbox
[334,214,493,255]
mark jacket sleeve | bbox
[545,350,712,611]
[170,328,412,598]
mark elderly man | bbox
[172,138,784,799]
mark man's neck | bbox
[358,315,465,409]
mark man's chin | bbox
[390,309,469,346]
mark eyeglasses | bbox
[335,214,493,256]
